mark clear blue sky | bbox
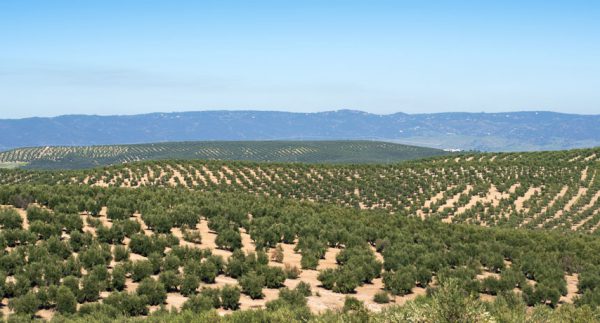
[1,0,599,118]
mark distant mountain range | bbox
[1,110,599,152]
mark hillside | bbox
[2,147,600,232]
[1,110,599,152]
[0,141,448,169]
[2,147,600,320]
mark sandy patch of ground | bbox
[439,186,472,213]
[197,219,232,259]
[515,187,542,212]
[591,219,600,233]
[125,278,140,293]
[418,187,454,218]
[269,243,303,270]
[476,271,501,280]
[201,166,220,184]
[1,298,10,320]
[131,212,154,236]
[509,183,521,194]
[440,185,473,223]
[560,274,579,304]
[317,248,342,270]
[240,228,256,255]
[541,187,588,227]
[581,167,589,181]
[354,278,388,312]
[166,292,188,309]
[456,185,509,215]
[572,190,600,230]
[563,187,588,212]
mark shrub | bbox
[318,269,336,290]
[296,281,312,297]
[148,252,163,274]
[300,252,319,270]
[373,291,390,304]
[103,292,148,316]
[199,287,222,309]
[183,229,202,244]
[383,266,415,296]
[77,303,120,318]
[26,206,51,223]
[333,269,360,294]
[266,287,308,310]
[0,209,22,229]
[271,245,284,263]
[79,244,111,269]
[199,261,218,283]
[263,266,286,288]
[55,286,77,314]
[215,229,242,251]
[107,207,129,221]
[159,270,181,292]
[136,278,167,306]
[181,295,213,313]
[62,276,80,296]
[112,264,127,291]
[132,260,154,282]
[343,296,365,312]
[180,274,200,297]
[29,220,61,239]
[9,291,40,316]
[163,254,181,271]
[78,276,101,303]
[284,264,301,279]
[221,285,241,310]
[240,271,265,299]
[225,251,246,278]
[114,245,130,262]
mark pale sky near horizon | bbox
[1,0,599,118]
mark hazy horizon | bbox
[1,1,599,118]
[2,108,600,120]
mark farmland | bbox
[2,147,600,232]
[0,141,449,169]
[1,147,600,321]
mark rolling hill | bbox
[1,110,599,152]
[3,146,599,232]
[2,146,600,320]
[0,141,449,169]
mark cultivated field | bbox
[0,141,449,169]
[2,147,599,232]
[1,147,600,321]
[0,185,597,321]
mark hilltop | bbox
[1,110,599,152]
[0,141,448,169]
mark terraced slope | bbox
[0,141,449,169]
[2,147,599,232]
